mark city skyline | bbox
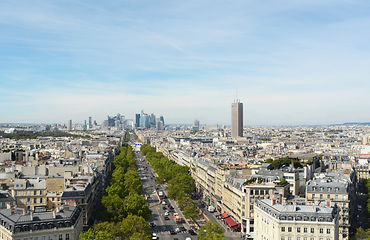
[1,1,370,125]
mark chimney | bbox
[22,208,26,215]
[326,199,331,207]
[272,199,276,205]
[7,203,11,209]
[30,211,33,220]
[313,203,316,212]
[53,209,56,219]
[56,206,60,213]
[293,202,296,211]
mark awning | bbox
[224,217,238,227]
[221,213,229,218]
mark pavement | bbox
[134,149,195,240]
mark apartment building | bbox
[9,179,47,211]
[0,204,83,240]
[61,175,100,231]
[306,175,354,240]
[255,198,340,240]
[223,176,290,236]
[0,190,16,209]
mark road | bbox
[131,137,196,240]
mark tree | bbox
[79,222,116,240]
[197,220,226,240]
[183,203,200,223]
[124,193,152,220]
[101,194,126,222]
[116,215,152,240]
[355,227,369,240]
[177,195,192,210]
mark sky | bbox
[0,1,370,126]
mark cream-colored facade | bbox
[0,205,83,240]
[255,199,339,240]
[306,176,354,240]
[222,177,290,235]
[10,179,47,211]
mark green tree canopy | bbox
[197,220,226,240]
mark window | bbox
[320,228,323,234]
[66,234,70,240]
[42,237,46,240]
[260,190,264,195]
[343,196,347,201]
[304,238,307,240]
[312,194,315,199]
[48,237,52,240]
[288,237,291,240]
[250,190,254,195]
[297,238,300,240]
[266,190,269,195]
[281,238,285,240]
[320,194,323,199]
[304,228,307,233]
[310,238,314,240]
[39,191,42,195]
[34,191,37,195]
[327,194,330,199]
[250,205,254,210]
[328,187,331,192]
[311,228,314,233]
[35,238,38,240]
[34,198,37,203]
[255,190,259,195]
[288,227,292,232]
[327,229,331,234]
[58,234,62,240]
[335,195,338,200]
[282,227,285,232]
[250,197,254,203]
[297,227,301,233]
[27,198,31,202]
[40,198,43,203]
[320,238,323,240]
[320,187,324,191]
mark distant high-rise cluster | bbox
[135,110,164,130]
[231,100,243,138]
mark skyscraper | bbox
[88,116,92,128]
[67,119,72,131]
[135,114,140,128]
[193,119,200,131]
[231,100,243,138]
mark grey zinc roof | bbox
[256,199,339,222]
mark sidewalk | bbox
[193,199,243,240]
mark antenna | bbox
[236,88,239,103]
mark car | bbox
[163,206,167,210]
[173,238,178,240]
[149,222,155,227]
[164,216,170,220]
[185,238,192,240]
[164,211,169,216]
[170,229,176,235]
[169,206,174,210]
[152,233,157,240]
[162,201,166,205]
[179,227,186,232]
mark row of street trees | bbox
[80,143,152,240]
[140,144,226,239]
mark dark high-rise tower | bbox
[231,100,243,138]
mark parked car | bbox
[164,216,170,220]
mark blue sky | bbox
[1,1,369,125]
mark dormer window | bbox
[328,187,331,192]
